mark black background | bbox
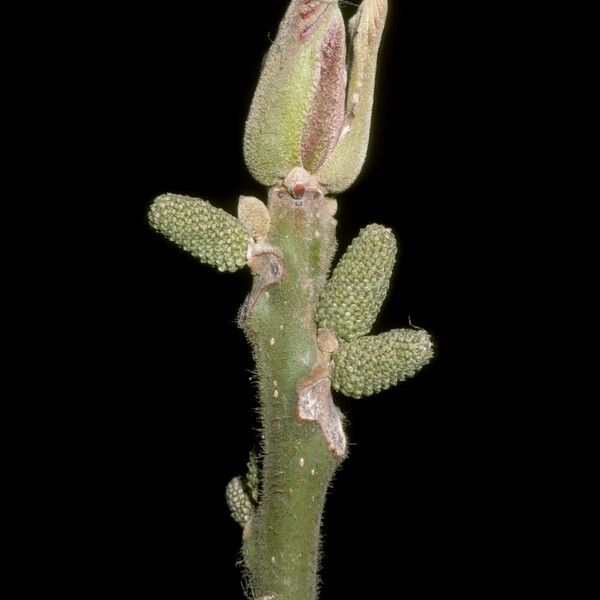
[60,1,518,597]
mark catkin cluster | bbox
[318,225,433,398]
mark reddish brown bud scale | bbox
[300,13,347,172]
[315,0,389,192]
[299,1,327,41]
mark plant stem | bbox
[241,187,343,600]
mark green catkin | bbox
[148,194,249,272]
[332,329,434,398]
[317,224,396,340]
[225,476,254,527]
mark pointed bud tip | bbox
[315,0,388,193]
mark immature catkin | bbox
[225,476,254,527]
[317,224,396,340]
[149,194,249,272]
[332,329,433,398]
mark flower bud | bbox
[238,195,271,239]
[316,0,388,192]
[244,1,347,185]
[244,0,388,194]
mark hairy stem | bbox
[241,185,342,600]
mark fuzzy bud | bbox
[316,0,388,192]
[238,195,271,239]
[244,0,347,185]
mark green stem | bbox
[242,186,343,600]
